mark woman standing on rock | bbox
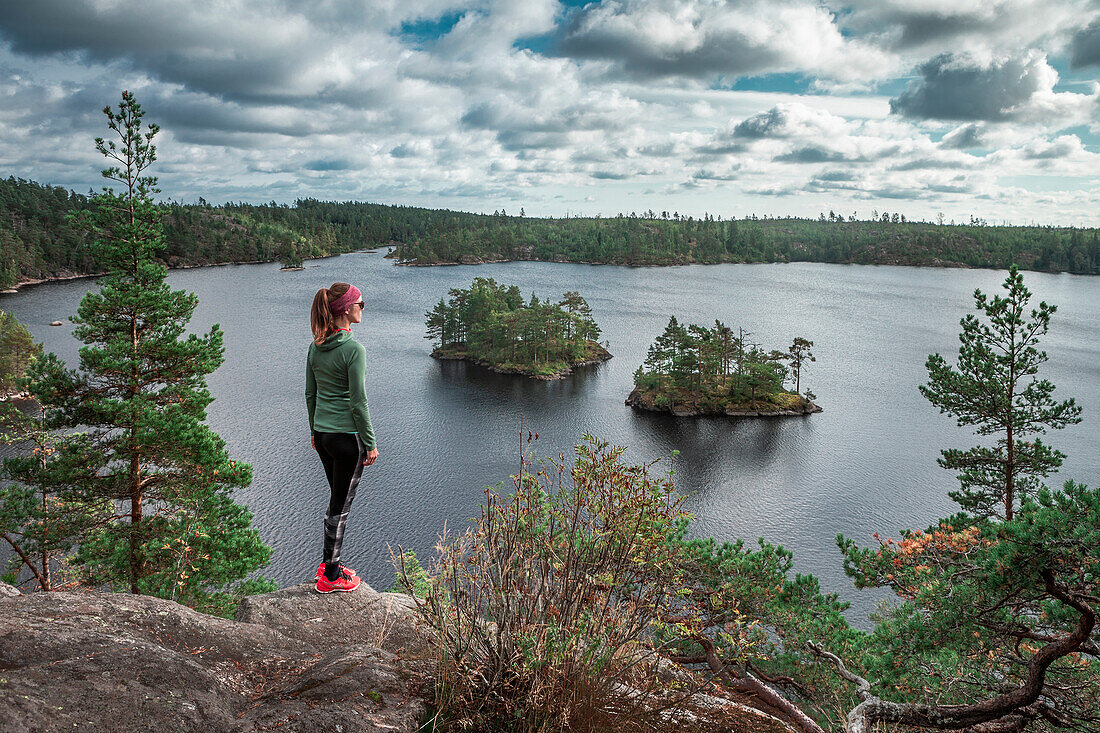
[306,282,378,593]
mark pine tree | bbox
[787,337,814,395]
[0,310,40,396]
[20,92,272,609]
[920,266,1082,520]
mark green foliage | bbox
[837,482,1099,730]
[396,435,710,731]
[6,92,272,605]
[827,274,1096,732]
[425,278,606,377]
[920,266,1081,519]
[389,549,431,599]
[1,386,110,591]
[0,311,41,395]
[632,317,812,411]
[397,435,864,731]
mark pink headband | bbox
[329,285,362,315]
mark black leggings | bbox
[314,432,368,567]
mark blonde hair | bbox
[310,282,352,345]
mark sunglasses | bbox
[353,301,365,309]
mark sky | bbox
[1,0,1098,225]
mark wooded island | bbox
[628,317,819,416]
[425,277,611,379]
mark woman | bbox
[306,282,379,593]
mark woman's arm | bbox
[305,345,317,435]
[346,343,376,451]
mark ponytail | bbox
[310,282,351,345]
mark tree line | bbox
[4,174,1100,291]
[425,277,604,376]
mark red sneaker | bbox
[315,569,361,594]
[315,562,357,580]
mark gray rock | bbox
[0,582,21,597]
[235,583,430,663]
[49,320,63,326]
[0,584,430,732]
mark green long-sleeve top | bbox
[305,330,376,449]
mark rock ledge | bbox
[0,581,430,732]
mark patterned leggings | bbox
[313,432,368,569]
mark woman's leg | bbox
[316,432,367,580]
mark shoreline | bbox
[625,387,822,418]
[432,343,613,380]
[0,253,359,295]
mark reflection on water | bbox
[2,255,1098,626]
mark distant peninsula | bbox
[426,277,611,380]
[627,318,820,417]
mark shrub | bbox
[396,434,708,732]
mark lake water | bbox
[3,254,1098,623]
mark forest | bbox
[425,277,609,378]
[4,174,1100,291]
[629,317,817,414]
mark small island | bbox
[627,317,820,417]
[425,277,611,380]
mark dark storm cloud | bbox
[1070,19,1100,68]
[890,54,1047,121]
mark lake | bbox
[3,254,1098,623]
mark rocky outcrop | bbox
[0,580,807,733]
[0,582,430,732]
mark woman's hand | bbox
[363,448,379,467]
[310,434,316,450]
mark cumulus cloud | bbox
[890,52,1096,123]
[559,0,892,83]
[731,103,849,140]
[1070,19,1100,68]
[838,0,1090,56]
[940,123,987,149]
